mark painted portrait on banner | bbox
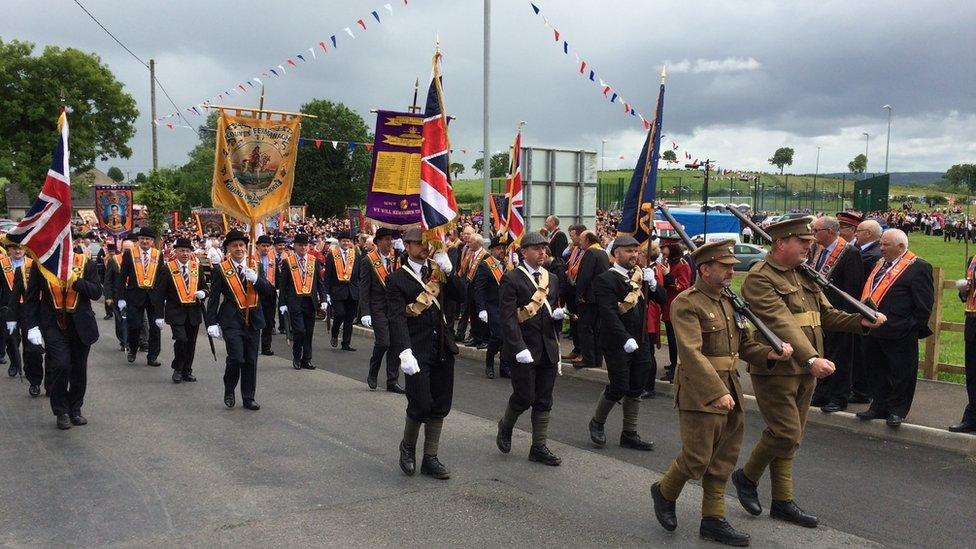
[94,186,133,236]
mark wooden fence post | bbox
[923,266,943,380]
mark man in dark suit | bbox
[856,229,934,427]
[850,219,883,403]
[154,237,208,384]
[473,236,508,379]
[587,235,656,451]
[388,227,464,480]
[205,230,275,410]
[574,230,610,369]
[855,220,883,271]
[324,231,360,351]
[494,232,564,465]
[23,252,102,430]
[253,235,278,356]
[359,227,404,393]
[1,241,25,378]
[809,216,864,412]
[102,242,128,351]
[3,243,43,397]
[115,226,164,366]
[274,236,289,334]
[279,233,328,369]
[545,215,569,260]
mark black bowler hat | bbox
[488,236,506,249]
[223,229,249,249]
[336,231,352,241]
[106,243,117,252]
[294,233,310,245]
[173,237,193,250]
[257,234,273,245]
[373,227,394,243]
[138,226,156,239]
[273,236,287,245]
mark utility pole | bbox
[150,58,158,171]
[862,132,869,176]
[813,146,820,213]
[883,104,892,173]
[601,139,607,172]
[481,0,491,238]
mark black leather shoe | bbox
[849,393,872,404]
[496,421,512,454]
[330,336,338,348]
[147,358,161,367]
[528,444,561,466]
[301,362,317,370]
[770,500,818,528]
[341,345,356,352]
[7,364,17,377]
[367,375,378,389]
[856,408,886,420]
[181,373,197,382]
[651,482,677,531]
[69,414,88,426]
[485,365,495,379]
[0,356,6,364]
[820,402,846,413]
[399,440,416,476]
[620,431,654,451]
[886,414,903,427]
[292,359,301,370]
[589,419,606,447]
[420,454,450,479]
[700,517,750,546]
[499,368,511,379]
[56,414,72,430]
[948,421,976,433]
[172,370,182,384]
[810,398,828,408]
[386,384,406,395]
[120,343,126,352]
[731,469,762,516]
[127,351,136,364]
[224,394,235,408]
[476,342,488,350]
[261,349,274,356]
[103,314,113,320]
[640,389,656,400]
[242,399,261,411]
[28,384,41,397]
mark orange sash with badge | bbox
[286,253,315,295]
[861,251,917,305]
[49,255,87,312]
[966,255,976,313]
[130,248,161,288]
[367,249,398,286]
[483,256,505,284]
[566,246,585,282]
[465,248,486,282]
[331,247,356,282]
[167,260,200,304]
[1,257,32,301]
[219,259,259,310]
[811,236,847,275]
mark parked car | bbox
[733,243,767,271]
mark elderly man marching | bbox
[1,242,29,379]
[387,227,464,480]
[115,226,164,366]
[253,235,278,357]
[359,227,405,393]
[493,232,565,465]
[731,217,885,528]
[651,240,793,546]
[474,236,509,379]
[279,233,328,370]
[587,236,657,451]
[153,237,208,384]
[3,242,43,397]
[205,230,275,410]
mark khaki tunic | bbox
[669,280,771,480]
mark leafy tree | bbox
[471,152,511,178]
[0,39,139,196]
[472,157,484,176]
[661,150,677,164]
[848,154,867,174]
[944,164,976,194]
[107,166,125,182]
[134,172,147,184]
[450,162,465,179]
[136,168,181,237]
[768,147,794,174]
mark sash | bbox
[367,249,398,287]
[253,250,276,285]
[131,248,161,288]
[219,259,259,311]
[811,237,848,276]
[0,256,15,291]
[331,247,355,282]
[167,259,200,304]
[861,251,918,306]
[49,255,87,312]
[483,256,505,284]
[401,263,443,317]
[287,253,315,295]
[465,248,487,282]
[516,266,553,323]
[967,255,976,313]
[566,247,585,282]
[617,268,645,314]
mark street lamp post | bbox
[862,132,869,175]
[813,146,820,213]
[882,104,892,173]
[601,139,607,172]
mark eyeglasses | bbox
[812,228,831,233]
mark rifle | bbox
[724,205,879,322]
[657,202,785,358]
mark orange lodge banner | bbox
[212,109,302,223]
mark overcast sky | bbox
[6,0,975,177]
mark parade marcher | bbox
[651,240,793,546]
[1,242,28,378]
[732,217,885,528]
[3,242,42,396]
[279,233,328,369]
[324,232,360,351]
[359,227,405,393]
[574,230,610,369]
[274,236,289,334]
[154,237,208,384]
[205,230,275,410]
[23,250,102,429]
[661,240,692,382]
[586,236,657,451]
[103,241,128,351]
[494,232,565,465]
[856,229,933,427]
[545,215,568,260]
[473,236,508,379]
[560,224,587,364]
[115,227,164,366]
[458,234,488,348]
[253,235,278,356]
[388,227,464,480]
[449,226,475,342]
[851,218,883,404]
[641,241,668,399]
[951,254,976,434]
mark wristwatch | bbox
[806,357,817,367]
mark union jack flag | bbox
[419,50,458,242]
[502,130,524,244]
[4,110,74,284]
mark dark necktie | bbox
[815,248,828,271]
[299,256,306,275]
[421,265,430,283]
[533,271,540,285]
[873,260,892,287]
[237,264,245,286]
[182,264,189,287]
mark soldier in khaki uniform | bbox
[731,218,885,528]
[651,240,793,546]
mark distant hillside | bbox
[822,172,946,186]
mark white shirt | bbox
[611,263,630,278]
[407,258,425,276]
[11,257,24,269]
[860,240,877,252]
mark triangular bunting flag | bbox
[314,139,322,149]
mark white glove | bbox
[207,325,222,339]
[361,315,372,328]
[478,310,488,323]
[551,307,566,321]
[624,338,639,353]
[515,349,534,364]
[956,278,970,290]
[154,318,165,329]
[118,299,127,310]
[194,290,206,299]
[326,295,332,305]
[644,268,658,291]
[27,327,43,347]
[6,321,16,333]
[433,251,453,274]
[320,302,329,311]
[393,238,405,251]
[399,349,420,375]
[243,267,258,283]
[512,254,521,266]
[279,305,288,314]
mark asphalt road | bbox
[0,315,972,548]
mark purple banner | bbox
[365,110,423,229]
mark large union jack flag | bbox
[502,130,524,244]
[5,111,73,284]
[419,50,458,241]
